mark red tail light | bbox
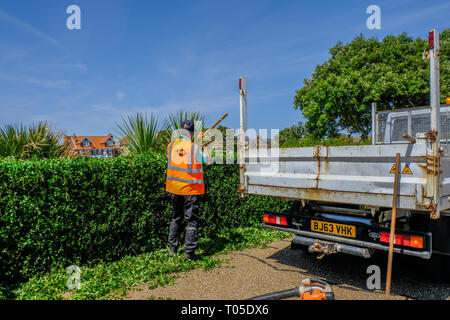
[263,214,287,226]
[380,232,390,243]
[429,30,435,48]
[380,232,423,249]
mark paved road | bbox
[126,238,450,300]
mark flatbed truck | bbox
[238,29,450,279]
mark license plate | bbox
[311,220,356,238]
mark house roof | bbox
[118,136,130,146]
[65,133,118,150]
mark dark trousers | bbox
[168,194,200,254]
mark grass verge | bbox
[5,227,289,300]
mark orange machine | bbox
[249,278,335,300]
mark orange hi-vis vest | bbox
[165,139,205,195]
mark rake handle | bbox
[203,113,228,137]
[200,113,229,146]
[386,152,401,299]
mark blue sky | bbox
[0,0,449,136]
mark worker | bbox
[166,120,210,260]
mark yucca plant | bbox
[115,112,160,155]
[160,110,208,146]
[0,124,27,158]
[163,110,208,132]
[0,122,69,159]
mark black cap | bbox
[181,120,195,134]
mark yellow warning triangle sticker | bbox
[389,164,397,174]
[402,164,413,175]
[389,164,413,174]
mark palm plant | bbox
[0,124,27,158]
[163,110,208,132]
[160,110,208,145]
[115,112,160,155]
[0,122,69,159]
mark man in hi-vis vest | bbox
[166,120,209,260]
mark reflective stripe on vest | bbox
[167,176,204,184]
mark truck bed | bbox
[243,143,450,216]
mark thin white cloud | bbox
[73,63,88,72]
[0,9,61,48]
[0,72,70,88]
[91,93,236,123]
[6,60,89,74]
[160,63,178,76]
[136,94,236,116]
[0,97,39,121]
[0,47,28,66]
[92,104,125,115]
[116,91,125,100]
[385,2,450,30]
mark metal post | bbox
[239,77,248,194]
[407,111,412,137]
[371,103,377,145]
[430,29,440,142]
[429,29,441,219]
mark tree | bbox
[294,29,450,139]
[278,122,306,147]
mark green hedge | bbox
[0,153,289,286]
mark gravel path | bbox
[125,238,450,300]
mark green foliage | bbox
[0,153,289,289]
[0,122,69,159]
[440,29,450,105]
[280,134,371,148]
[278,122,307,147]
[115,112,161,155]
[11,227,288,300]
[162,110,208,133]
[277,121,370,148]
[115,110,210,155]
[294,30,450,138]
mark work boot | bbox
[169,247,177,257]
[184,252,198,261]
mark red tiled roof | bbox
[118,136,130,146]
[65,134,118,150]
